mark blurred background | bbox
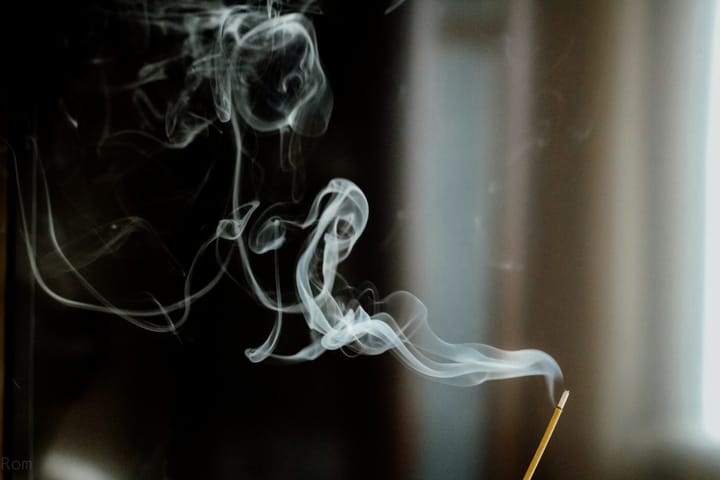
[2,0,720,479]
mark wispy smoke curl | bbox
[19,0,562,392]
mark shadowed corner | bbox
[1,124,6,480]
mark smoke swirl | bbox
[16,0,562,393]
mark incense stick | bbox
[522,390,570,480]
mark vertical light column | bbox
[401,1,505,478]
[703,0,720,443]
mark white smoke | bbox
[17,0,562,392]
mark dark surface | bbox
[2,2,411,478]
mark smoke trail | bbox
[17,0,562,392]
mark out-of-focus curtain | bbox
[400,1,719,478]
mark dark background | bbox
[2,1,411,479]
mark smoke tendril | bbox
[18,0,562,393]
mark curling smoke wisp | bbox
[17,0,562,391]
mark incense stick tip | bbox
[557,390,570,409]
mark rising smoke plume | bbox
[16,0,562,393]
